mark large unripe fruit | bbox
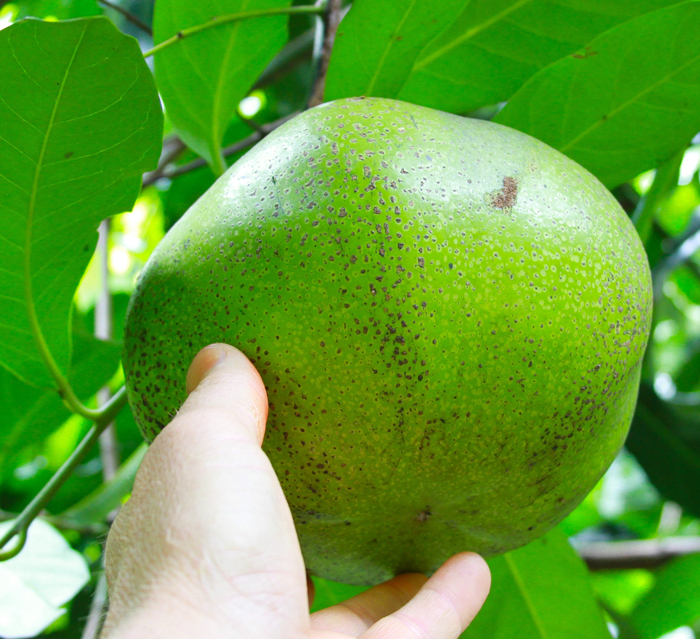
[124,97,652,585]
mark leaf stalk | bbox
[142,5,325,59]
[0,386,128,560]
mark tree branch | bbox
[307,0,342,108]
[577,536,700,571]
[141,136,187,188]
[0,387,128,560]
[142,112,298,187]
[98,0,152,35]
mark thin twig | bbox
[143,5,324,59]
[95,220,119,485]
[141,136,187,188]
[577,536,700,571]
[98,0,152,35]
[81,572,108,639]
[0,387,128,560]
[253,28,316,91]
[308,0,342,108]
[0,510,107,535]
[143,112,298,186]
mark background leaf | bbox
[625,383,700,519]
[153,0,291,173]
[463,528,609,639]
[0,333,122,477]
[324,0,470,101]
[631,554,700,638]
[399,0,682,115]
[0,17,162,387]
[0,519,89,638]
[58,443,146,528]
[494,1,700,187]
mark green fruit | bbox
[124,97,652,586]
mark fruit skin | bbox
[124,97,652,586]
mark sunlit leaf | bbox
[626,383,700,519]
[494,1,700,187]
[153,0,291,173]
[631,554,700,638]
[0,17,162,387]
[463,528,609,639]
[0,519,89,639]
[399,0,682,114]
[325,0,470,100]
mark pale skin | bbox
[101,343,491,639]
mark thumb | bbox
[180,343,269,445]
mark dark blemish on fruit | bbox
[415,508,432,522]
[491,176,518,210]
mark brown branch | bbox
[308,0,342,108]
[98,0,152,35]
[141,136,187,188]
[143,112,298,186]
[577,536,700,571]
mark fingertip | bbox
[447,552,491,596]
[180,343,269,445]
[186,343,229,394]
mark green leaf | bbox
[494,1,700,188]
[0,17,162,387]
[626,383,700,519]
[631,554,700,638]
[0,333,122,476]
[632,149,685,246]
[463,528,609,639]
[153,0,291,174]
[399,0,682,114]
[675,347,700,392]
[0,519,89,638]
[310,577,368,613]
[324,0,470,101]
[58,443,147,527]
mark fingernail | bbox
[186,344,228,394]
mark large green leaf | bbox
[631,554,700,638]
[399,0,682,115]
[463,528,609,639]
[153,0,291,173]
[0,18,162,387]
[324,0,470,101]
[494,1,700,188]
[0,333,122,477]
[626,383,700,519]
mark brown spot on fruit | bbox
[491,176,518,210]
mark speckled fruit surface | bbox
[124,97,652,586]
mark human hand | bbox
[101,343,491,638]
